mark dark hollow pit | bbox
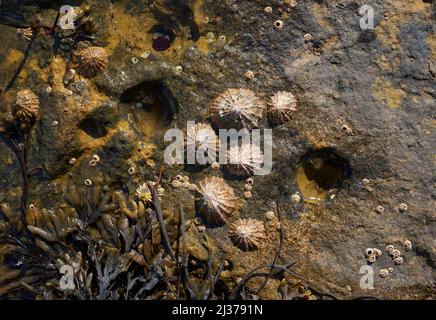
[295,149,350,202]
[120,81,178,136]
[79,118,107,139]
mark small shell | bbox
[403,240,412,251]
[141,51,151,59]
[182,176,190,183]
[274,20,284,30]
[175,65,183,74]
[244,184,253,191]
[244,191,252,199]
[367,255,377,264]
[304,33,313,42]
[84,179,93,186]
[172,180,182,188]
[362,178,370,186]
[89,159,98,167]
[229,218,266,251]
[74,46,109,78]
[388,267,394,273]
[211,162,221,171]
[245,70,255,80]
[385,245,395,254]
[393,256,404,265]
[224,143,264,177]
[188,183,197,191]
[398,203,408,212]
[128,167,136,175]
[364,248,374,258]
[291,194,301,204]
[69,158,77,165]
[341,124,353,135]
[379,269,389,278]
[375,205,384,214]
[267,91,297,125]
[264,6,273,13]
[131,57,139,64]
[195,176,239,225]
[373,248,382,257]
[176,175,183,181]
[391,249,401,258]
[265,211,275,221]
[92,155,100,162]
[182,182,190,189]
[14,89,40,127]
[247,178,254,185]
[209,88,264,130]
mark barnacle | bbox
[195,176,239,226]
[267,91,297,125]
[224,142,264,177]
[74,46,109,78]
[185,123,219,165]
[228,218,266,251]
[135,182,165,202]
[209,88,264,130]
[13,89,40,128]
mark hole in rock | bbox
[150,26,175,51]
[295,148,350,203]
[120,81,178,137]
[79,118,107,139]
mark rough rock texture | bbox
[0,0,434,299]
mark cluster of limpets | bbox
[171,174,197,191]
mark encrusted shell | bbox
[229,218,266,251]
[14,89,40,126]
[195,176,239,226]
[267,91,297,125]
[75,46,109,78]
[209,88,264,130]
[136,182,164,202]
[185,123,219,165]
[224,142,264,177]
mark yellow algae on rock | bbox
[373,77,406,109]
